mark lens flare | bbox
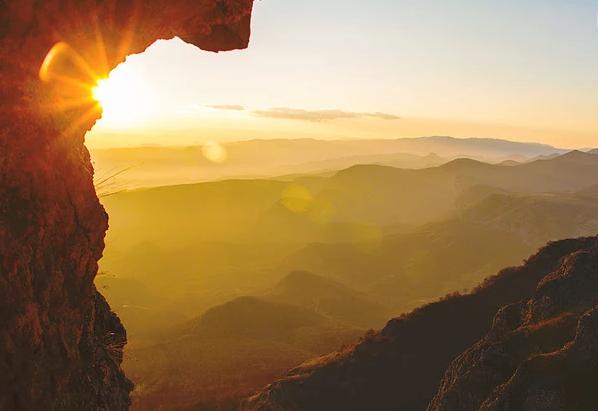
[39,42,70,82]
[202,141,228,163]
[281,184,313,213]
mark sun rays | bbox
[91,64,158,128]
[38,3,147,134]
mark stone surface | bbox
[428,240,598,411]
[0,1,253,410]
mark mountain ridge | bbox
[91,136,567,189]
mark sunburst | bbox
[38,4,152,131]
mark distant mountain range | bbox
[280,180,598,312]
[100,150,598,251]
[99,150,598,318]
[91,136,568,189]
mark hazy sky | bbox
[87,0,598,149]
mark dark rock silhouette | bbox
[428,238,598,411]
[0,1,254,410]
[244,236,598,411]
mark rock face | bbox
[0,1,253,410]
[244,236,598,411]
[428,239,598,411]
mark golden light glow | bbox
[202,141,228,163]
[281,184,313,213]
[38,42,106,136]
[92,64,158,128]
[39,42,70,82]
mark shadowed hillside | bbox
[125,296,362,411]
[244,236,598,411]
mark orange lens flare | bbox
[39,42,70,82]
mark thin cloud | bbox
[251,107,400,122]
[369,112,401,120]
[206,104,246,111]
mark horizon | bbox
[87,0,598,150]
[88,134,585,151]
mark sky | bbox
[87,0,598,149]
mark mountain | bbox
[264,271,391,328]
[220,136,564,162]
[280,186,598,312]
[589,148,598,155]
[97,151,598,333]
[91,137,564,189]
[95,150,598,411]
[244,236,598,411]
[125,296,362,411]
[101,151,598,249]
[190,296,334,341]
[90,143,449,190]
[272,151,448,178]
[427,239,598,410]
[497,159,521,166]
[299,150,598,226]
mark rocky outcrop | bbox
[428,239,598,411]
[244,237,598,411]
[0,1,253,410]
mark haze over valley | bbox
[94,138,598,410]
[91,136,567,189]
[4,1,598,411]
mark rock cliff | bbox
[428,238,598,411]
[0,1,253,410]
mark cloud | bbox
[369,112,401,120]
[251,107,400,122]
[205,104,246,111]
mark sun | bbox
[92,64,158,129]
[92,79,111,105]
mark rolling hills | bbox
[98,150,598,333]
[95,149,598,410]
[263,271,391,329]
[91,136,565,189]
[125,293,363,411]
